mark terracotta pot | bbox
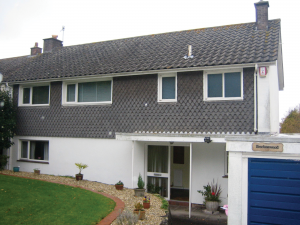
[206,201,219,212]
[76,174,83,181]
[134,188,145,197]
[115,184,124,190]
[133,210,145,220]
[34,170,40,175]
[143,202,150,209]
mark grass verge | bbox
[0,175,115,225]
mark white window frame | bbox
[18,83,50,106]
[62,78,113,106]
[203,69,243,101]
[158,72,177,102]
[19,140,49,162]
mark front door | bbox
[146,145,170,199]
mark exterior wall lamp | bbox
[204,137,212,143]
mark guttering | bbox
[254,64,258,133]
[6,61,277,85]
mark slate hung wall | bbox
[14,68,254,138]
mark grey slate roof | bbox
[0,19,280,83]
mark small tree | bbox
[280,105,300,133]
[0,89,16,170]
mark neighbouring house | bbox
[2,1,300,224]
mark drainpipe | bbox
[254,64,258,133]
[189,143,193,218]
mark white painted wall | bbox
[191,143,228,205]
[257,64,279,133]
[11,136,133,187]
[133,141,145,188]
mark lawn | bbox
[0,175,116,225]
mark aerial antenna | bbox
[61,26,65,43]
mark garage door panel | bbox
[250,169,300,179]
[249,214,300,225]
[249,199,300,211]
[250,192,300,204]
[248,158,300,224]
[250,177,300,187]
[249,184,300,195]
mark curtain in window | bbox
[162,77,175,99]
[32,86,49,104]
[21,141,28,158]
[30,142,36,159]
[44,142,49,161]
[148,146,168,173]
[78,81,111,102]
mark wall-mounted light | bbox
[204,137,212,144]
[170,142,174,145]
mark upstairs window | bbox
[63,79,112,105]
[204,70,243,101]
[158,73,177,102]
[19,84,50,106]
[20,140,49,161]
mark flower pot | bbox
[13,167,19,172]
[34,170,40,175]
[134,188,145,197]
[143,202,150,209]
[76,174,83,181]
[115,184,124,190]
[206,201,219,212]
[133,210,145,220]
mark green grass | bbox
[0,175,116,225]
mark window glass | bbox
[28,141,49,160]
[162,77,175,99]
[225,72,241,97]
[67,84,75,102]
[21,141,28,158]
[208,74,222,97]
[78,81,111,102]
[148,145,168,173]
[32,86,49,104]
[23,88,30,104]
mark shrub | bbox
[115,209,138,225]
[137,173,145,189]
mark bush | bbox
[137,173,145,189]
[115,209,138,225]
[0,155,9,170]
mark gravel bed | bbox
[1,170,167,225]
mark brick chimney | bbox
[254,0,269,30]
[43,35,63,53]
[31,42,42,55]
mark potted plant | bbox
[133,202,145,220]
[143,196,150,209]
[115,180,124,190]
[33,168,40,175]
[198,180,222,213]
[75,163,88,180]
[134,173,145,197]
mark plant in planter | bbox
[134,173,145,197]
[198,180,222,213]
[115,180,124,190]
[33,168,40,175]
[133,202,145,220]
[75,163,88,181]
[143,196,150,209]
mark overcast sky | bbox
[0,0,299,122]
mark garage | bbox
[248,158,300,224]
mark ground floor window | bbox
[20,140,49,161]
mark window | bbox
[62,79,112,105]
[158,73,177,102]
[20,140,49,161]
[19,84,50,106]
[204,70,243,101]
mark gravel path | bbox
[1,170,167,225]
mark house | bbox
[2,1,298,224]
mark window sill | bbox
[17,159,49,164]
[62,102,112,106]
[18,104,50,107]
[222,175,228,178]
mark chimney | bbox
[43,35,63,53]
[254,0,269,30]
[31,42,42,55]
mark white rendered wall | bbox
[257,64,279,133]
[191,143,228,205]
[133,141,145,188]
[11,136,133,187]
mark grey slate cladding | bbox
[1,20,280,83]
[14,68,254,138]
